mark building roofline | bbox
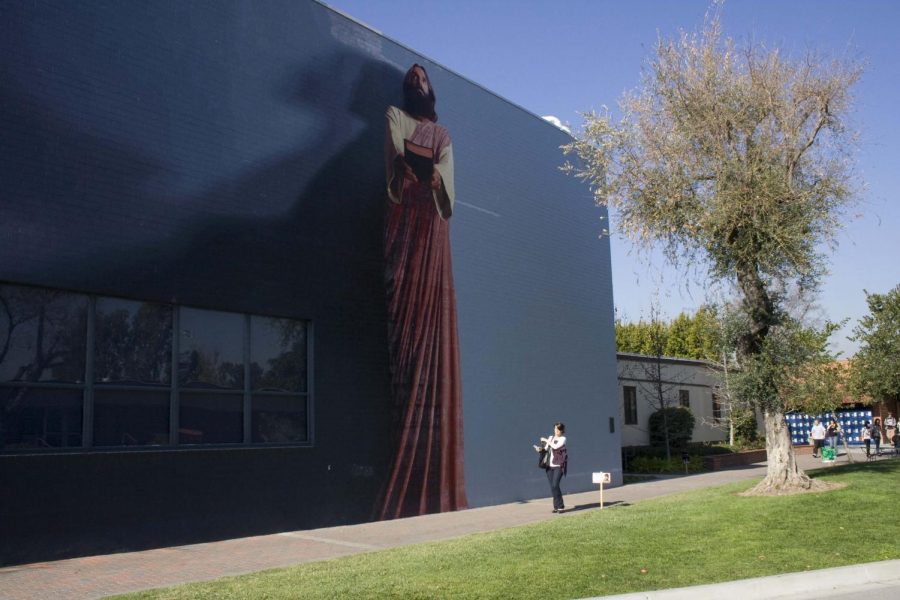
[616,352,721,369]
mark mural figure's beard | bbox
[404,88,435,120]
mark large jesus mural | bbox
[377,63,467,519]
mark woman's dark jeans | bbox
[546,467,564,510]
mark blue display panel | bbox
[786,410,873,445]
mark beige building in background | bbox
[617,352,728,447]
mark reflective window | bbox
[252,394,307,443]
[179,308,244,390]
[1,282,311,452]
[251,316,307,393]
[180,392,243,444]
[0,387,82,450]
[93,390,169,447]
[679,389,690,409]
[0,286,87,383]
[712,393,723,421]
[623,386,638,425]
[95,298,172,385]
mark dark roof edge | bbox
[617,352,721,369]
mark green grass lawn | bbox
[111,461,900,600]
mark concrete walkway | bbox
[590,559,900,600]
[0,451,887,600]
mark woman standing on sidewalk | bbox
[826,418,839,450]
[810,419,826,458]
[885,413,897,447]
[540,423,568,513]
[872,418,883,456]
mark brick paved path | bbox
[0,453,853,600]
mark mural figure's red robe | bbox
[378,105,466,519]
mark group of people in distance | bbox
[860,413,897,457]
[810,412,898,459]
[810,418,835,458]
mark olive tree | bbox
[565,13,861,493]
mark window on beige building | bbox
[624,386,637,425]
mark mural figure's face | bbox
[402,63,437,121]
[409,66,430,97]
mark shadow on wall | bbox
[2,49,404,314]
[84,53,403,316]
[0,48,411,560]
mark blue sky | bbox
[324,0,900,356]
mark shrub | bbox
[732,408,760,444]
[628,455,705,474]
[648,407,695,448]
[622,441,764,471]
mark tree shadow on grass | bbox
[807,458,900,477]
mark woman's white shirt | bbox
[811,424,826,440]
[547,435,566,449]
[547,435,566,467]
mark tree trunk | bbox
[660,390,671,461]
[745,408,825,495]
[723,350,734,446]
[653,356,672,461]
[732,262,828,495]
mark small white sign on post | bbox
[592,472,611,509]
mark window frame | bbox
[0,283,313,454]
[712,392,723,421]
[623,385,638,425]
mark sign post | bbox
[592,472,611,509]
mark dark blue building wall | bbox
[0,0,619,564]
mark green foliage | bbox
[850,285,900,402]
[693,305,724,361]
[623,443,731,472]
[615,305,723,361]
[729,317,844,414]
[115,462,900,600]
[622,442,766,470]
[731,408,760,445]
[628,454,704,474]
[664,312,693,357]
[564,15,860,290]
[717,438,766,452]
[616,319,665,355]
[624,442,737,460]
[648,407,695,448]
